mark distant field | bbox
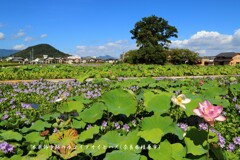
[0,63,239,80]
[0,62,22,67]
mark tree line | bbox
[124,15,199,65]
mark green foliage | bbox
[167,48,200,65]
[104,150,140,160]
[101,89,137,117]
[130,15,178,48]
[0,76,239,159]
[0,130,22,141]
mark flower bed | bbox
[0,77,239,159]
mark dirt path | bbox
[0,75,239,83]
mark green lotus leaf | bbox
[140,115,173,133]
[24,132,45,143]
[184,127,208,156]
[79,102,105,123]
[79,126,99,142]
[21,120,51,133]
[101,89,137,117]
[138,128,164,144]
[164,123,184,140]
[230,83,240,96]
[33,148,52,160]
[171,143,186,160]
[104,150,140,160]
[0,130,22,141]
[42,112,60,121]
[118,130,141,153]
[185,98,203,117]
[99,131,122,147]
[85,140,108,157]
[139,77,156,87]
[59,100,84,113]
[72,119,86,129]
[184,137,207,156]
[149,140,172,160]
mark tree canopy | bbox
[167,48,199,65]
[130,15,178,49]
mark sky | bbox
[0,0,240,58]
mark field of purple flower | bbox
[0,77,239,159]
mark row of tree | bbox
[124,15,199,65]
[123,48,199,65]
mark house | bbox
[31,58,44,64]
[6,57,24,63]
[105,59,118,64]
[214,52,240,65]
[199,56,215,66]
[44,57,55,64]
[66,55,81,64]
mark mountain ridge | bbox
[12,44,70,59]
[0,49,19,57]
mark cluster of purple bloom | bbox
[114,122,120,129]
[101,121,108,129]
[0,142,14,154]
[21,103,31,109]
[198,123,208,131]
[177,123,188,132]
[235,104,240,114]
[1,114,9,120]
[210,128,226,149]
[128,85,139,92]
[84,90,101,99]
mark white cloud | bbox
[0,32,4,40]
[40,34,47,38]
[75,40,137,58]
[13,44,26,50]
[24,36,34,42]
[15,30,25,38]
[170,29,240,56]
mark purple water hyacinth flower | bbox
[86,124,92,130]
[199,123,208,130]
[123,124,130,132]
[178,123,188,132]
[53,128,58,133]
[117,77,124,82]
[132,119,137,126]
[21,103,29,109]
[232,97,237,103]
[114,122,120,129]
[235,104,239,110]
[10,99,14,105]
[101,121,107,129]
[217,134,226,148]
[0,142,14,153]
[1,114,9,120]
[21,114,25,119]
[227,143,236,152]
[11,105,16,109]
[233,137,240,145]
[175,90,181,96]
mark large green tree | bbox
[130,15,178,48]
[167,48,199,65]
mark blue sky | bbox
[1,0,240,57]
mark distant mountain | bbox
[12,44,70,59]
[97,55,117,60]
[0,49,19,57]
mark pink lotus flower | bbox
[193,100,226,126]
